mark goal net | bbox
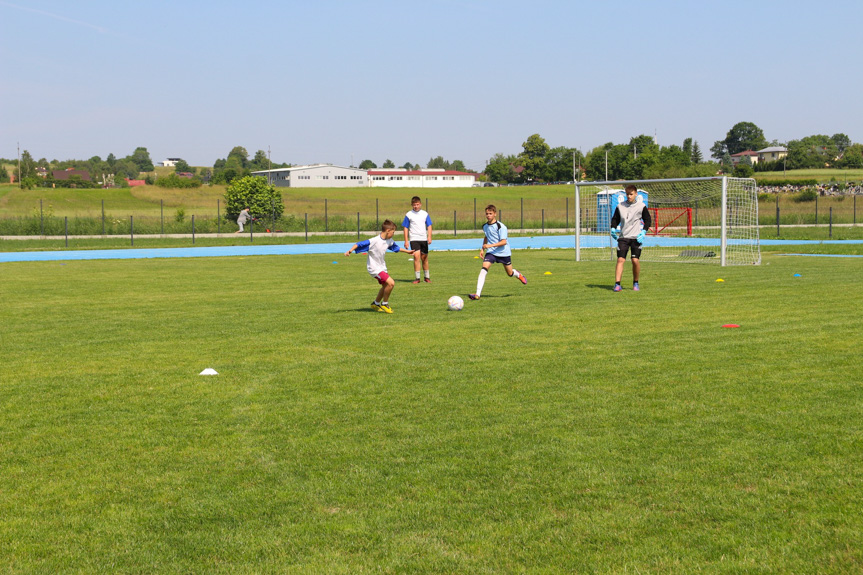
[575,176,760,266]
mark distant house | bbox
[52,169,91,181]
[367,168,477,188]
[756,146,788,163]
[252,164,368,188]
[160,158,182,167]
[730,150,760,166]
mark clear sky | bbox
[2,0,860,171]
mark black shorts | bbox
[617,238,643,259]
[483,254,512,266]
[410,241,429,254]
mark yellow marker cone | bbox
[544,271,552,275]
[716,278,724,282]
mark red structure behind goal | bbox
[649,207,692,236]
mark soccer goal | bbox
[575,176,760,266]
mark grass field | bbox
[754,168,863,184]
[1,249,861,573]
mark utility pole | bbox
[17,142,21,189]
[267,145,272,185]
[605,150,608,182]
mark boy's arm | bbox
[388,243,416,255]
[426,215,433,243]
[610,207,622,230]
[640,205,652,231]
[344,243,359,256]
[346,239,371,256]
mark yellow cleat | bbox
[380,304,393,313]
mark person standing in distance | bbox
[610,184,652,291]
[235,207,252,233]
[469,204,526,300]
[403,196,433,283]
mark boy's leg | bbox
[504,263,527,284]
[421,251,430,280]
[381,277,395,303]
[413,251,422,281]
[615,258,625,283]
[471,263,491,299]
[632,258,640,283]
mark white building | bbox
[160,158,182,167]
[251,164,368,188]
[367,168,476,188]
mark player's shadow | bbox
[586,284,617,291]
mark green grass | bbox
[754,168,863,183]
[1,250,861,572]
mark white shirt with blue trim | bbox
[402,209,432,241]
[355,234,401,275]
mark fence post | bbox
[815,194,818,224]
[357,212,360,240]
[325,199,328,232]
[520,198,524,231]
[102,199,105,236]
[776,195,780,237]
[829,207,833,238]
[855,194,857,224]
[454,210,457,237]
[305,213,308,241]
[474,198,477,230]
[160,200,164,235]
[130,216,134,246]
[542,209,545,234]
[217,199,220,234]
[566,197,569,230]
[65,216,68,247]
[40,199,44,236]
[192,215,195,244]
[376,198,379,229]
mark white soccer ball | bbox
[447,295,464,311]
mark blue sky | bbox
[2,0,860,170]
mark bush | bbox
[224,176,283,220]
[793,189,817,203]
[155,173,202,189]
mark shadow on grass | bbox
[586,284,617,291]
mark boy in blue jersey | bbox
[469,205,527,300]
[345,220,416,313]
[403,196,433,283]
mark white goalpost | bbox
[575,176,760,266]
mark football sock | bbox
[382,301,388,306]
[510,269,521,279]
[374,300,381,306]
[424,270,430,279]
[415,271,421,279]
[476,268,487,296]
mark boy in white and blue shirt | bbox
[469,204,527,300]
[345,220,416,313]
[403,196,433,283]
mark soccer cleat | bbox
[412,279,421,284]
[468,294,480,300]
[518,273,527,285]
[371,302,383,312]
[613,284,622,292]
[633,283,640,291]
[379,304,393,313]
[424,278,431,283]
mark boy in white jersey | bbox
[468,205,527,300]
[403,196,433,283]
[345,220,416,313]
[610,184,652,291]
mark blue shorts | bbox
[483,254,512,266]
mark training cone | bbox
[544,271,552,275]
[793,273,801,277]
[716,279,724,282]
[722,324,740,328]
[199,368,219,375]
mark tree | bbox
[722,122,768,155]
[839,143,863,168]
[382,159,395,168]
[733,162,755,178]
[0,164,7,183]
[484,153,518,183]
[401,162,415,170]
[544,146,580,182]
[710,140,728,161]
[519,134,550,182]
[832,133,851,153]
[682,138,693,160]
[427,156,449,169]
[127,147,154,172]
[224,175,283,220]
[174,159,192,173]
[691,141,703,164]
[16,150,38,181]
[450,159,466,172]
[250,150,269,171]
[359,159,377,169]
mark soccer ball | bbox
[447,295,464,311]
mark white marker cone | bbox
[199,368,218,375]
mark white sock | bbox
[382,301,388,306]
[510,269,521,279]
[424,270,430,279]
[476,268,488,296]
[374,300,381,306]
[415,271,421,279]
